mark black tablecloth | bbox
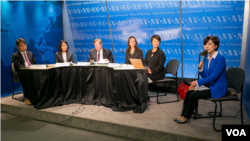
[19,66,148,113]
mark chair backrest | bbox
[226,67,245,93]
[165,59,179,77]
[12,63,19,82]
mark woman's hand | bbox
[189,81,197,90]
[198,62,204,70]
[148,68,152,74]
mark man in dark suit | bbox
[88,39,113,62]
[12,38,36,105]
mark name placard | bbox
[55,63,70,67]
[77,62,90,66]
[30,65,47,68]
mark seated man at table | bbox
[88,39,113,63]
[12,38,36,105]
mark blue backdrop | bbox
[1,1,63,97]
[1,0,245,97]
[181,1,244,78]
[64,0,244,78]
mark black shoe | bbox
[173,118,178,122]
[148,96,150,101]
[176,118,190,124]
[173,116,182,122]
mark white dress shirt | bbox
[96,48,104,62]
[62,52,67,63]
[20,51,31,67]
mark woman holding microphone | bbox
[174,36,228,124]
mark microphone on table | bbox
[35,49,46,65]
[198,50,208,69]
[111,51,124,63]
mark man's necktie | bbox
[23,53,31,66]
[97,51,100,62]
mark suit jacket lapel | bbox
[208,58,216,76]
[66,52,69,62]
[18,51,25,65]
[103,48,106,58]
[93,49,97,61]
[204,58,209,77]
[58,52,63,62]
[27,52,33,63]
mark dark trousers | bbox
[181,90,211,118]
[19,77,27,99]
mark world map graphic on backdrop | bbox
[1,1,63,96]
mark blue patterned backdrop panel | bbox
[1,1,63,97]
[107,1,182,78]
[181,1,244,78]
[65,1,112,62]
[65,1,182,77]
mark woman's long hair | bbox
[126,36,139,54]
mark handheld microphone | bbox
[35,49,46,64]
[198,50,208,69]
[112,51,124,63]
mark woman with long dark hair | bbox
[125,36,143,64]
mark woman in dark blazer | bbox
[144,35,166,81]
[174,36,228,124]
[55,40,75,63]
[125,36,143,64]
[144,35,166,101]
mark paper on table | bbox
[122,64,134,69]
[194,85,209,91]
[30,65,46,68]
[96,59,109,63]
[55,63,70,67]
[108,63,120,68]
[77,62,90,66]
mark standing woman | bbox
[174,36,228,124]
[55,40,75,63]
[125,36,143,64]
[144,35,166,100]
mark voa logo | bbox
[75,48,91,53]
[182,15,243,24]
[182,1,243,7]
[162,48,181,55]
[184,49,203,55]
[218,50,241,57]
[182,33,242,40]
[226,129,246,136]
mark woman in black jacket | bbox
[55,40,75,63]
[144,35,166,100]
[125,36,143,64]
